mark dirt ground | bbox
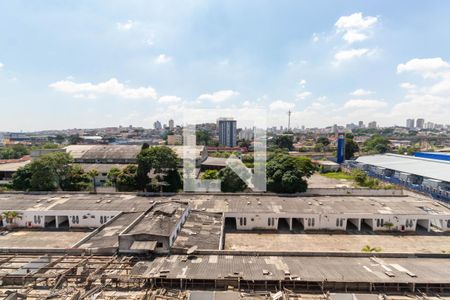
[225,232,450,253]
[307,173,354,188]
[0,230,89,248]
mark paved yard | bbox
[0,230,89,248]
[225,232,450,253]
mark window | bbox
[240,218,243,226]
[377,219,380,227]
[251,218,254,222]
[268,218,271,226]
[100,216,104,224]
[156,242,163,248]
[312,218,315,227]
[447,220,450,228]
[336,219,339,227]
[76,216,79,224]
[244,217,247,226]
[380,219,384,227]
[308,218,311,226]
[340,218,344,227]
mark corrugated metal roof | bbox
[356,154,450,182]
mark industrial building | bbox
[0,191,450,297]
[347,154,450,201]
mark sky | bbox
[1,0,450,131]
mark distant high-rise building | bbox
[153,120,162,130]
[217,118,237,147]
[406,119,415,129]
[331,124,338,134]
[346,123,357,130]
[368,121,377,129]
[358,121,364,128]
[425,122,435,130]
[169,119,174,130]
[416,118,424,129]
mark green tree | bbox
[196,129,212,146]
[11,164,33,191]
[201,169,219,180]
[68,134,82,145]
[107,167,121,186]
[116,165,139,192]
[87,169,99,192]
[345,134,359,159]
[60,165,91,191]
[0,144,30,159]
[218,167,247,192]
[136,146,180,191]
[316,136,330,147]
[273,135,294,151]
[363,135,391,153]
[266,154,315,193]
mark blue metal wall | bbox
[345,161,450,203]
[414,152,450,162]
[336,133,345,164]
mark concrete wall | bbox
[3,210,120,229]
[223,212,449,232]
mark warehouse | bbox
[347,154,450,201]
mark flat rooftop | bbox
[134,255,450,284]
[0,193,152,213]
[225,232,450,253]
[0,230,89,249]
[185,194,450,216]
[79,212,141,249]
[173,211,223,250]
[1,193,450,217]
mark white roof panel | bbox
[356,154,450,182]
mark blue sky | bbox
[1,0,450,131]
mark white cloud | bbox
[296,91,312,100]
[197,90,239,103]
[49,78,157,99]
[397,57,450,77]
[299,79,307,86]
[117,20,135,31]
[158,95,181,103]
[0,62,3,69]
[342,31,368,43]
[399,82,416,89]
[350,88,373,96]
[155,54,172,64]
[269,100,295,111]
[344,99,387,109]
[334,48,370,62]
[335,12,378,44]
[312,33,319,43]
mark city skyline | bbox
[1,1,450,131]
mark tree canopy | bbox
[136,146,181,192]
[345,134,360,159]
[363,135,391,153]
[218,167,247,192]
[266,154,315,193]
[272,134,294,151]
[11,152,93,191]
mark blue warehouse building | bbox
[346,153,450,202]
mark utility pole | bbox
[287,110,292,131]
